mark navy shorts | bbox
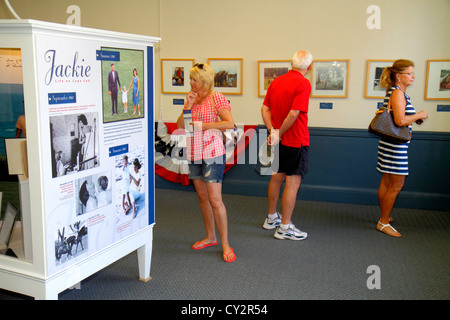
[278,144,309,176]
[188,155,226,183]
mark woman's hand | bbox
[415,110,428,124]
[186,91,197,109]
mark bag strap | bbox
[386,86,399,112]
[210,91,217,115]
[386,89,406,127]
[386,97,392,112]
[210,91,223,124]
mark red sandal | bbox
[223,247,236,263]
[192,240,218,250]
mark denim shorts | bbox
[188,155,226,183]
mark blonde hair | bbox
[189,63,214,91]
[380,59,415,92]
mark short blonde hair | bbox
[190,63,214,91]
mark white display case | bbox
[0,19,159,300]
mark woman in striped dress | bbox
[376,60,428,237]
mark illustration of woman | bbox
[122,155,133,214]
[129,158,142,218]
[128,68,140,116]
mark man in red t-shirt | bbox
[261,50,313,241]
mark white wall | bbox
[1,0,449,131]
[159,0,449,132]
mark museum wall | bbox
[1,0,449,132]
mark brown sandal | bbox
[377,221,402,238]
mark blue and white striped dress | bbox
[376,86,416,175]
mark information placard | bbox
[35,34,150,276]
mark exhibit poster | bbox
[35,34,150,276]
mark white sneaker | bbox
[274,223,307,240]
[263,212,281,230]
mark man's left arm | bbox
[261,104,273,130]
[261,104,281,146]
[278,109,300,138]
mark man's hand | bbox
[267,129,280,146]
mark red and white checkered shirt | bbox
[185,91,231,161]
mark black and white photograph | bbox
[75,171,112,216]
[50,112,100,178]
[55,220,88,265]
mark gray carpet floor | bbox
[1,188,449,300]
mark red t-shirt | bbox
[263,70,311,147]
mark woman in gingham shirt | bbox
[177,63,236,262]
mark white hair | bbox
[292,50,313,70]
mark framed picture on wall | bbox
[208,58,243,95]
[311,59,349,98]
[257,60,291,97]
[425,59,450,100]
[365,59,394,98]
[161,59,195,94]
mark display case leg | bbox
[137,242,152,282]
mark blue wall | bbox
[0,83,24,155]
[156,126,450,212]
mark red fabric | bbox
[155,123,257,185]
[224,125,256,172]
[263,70,311,147]
[164,122,178,134]
[155,163,190,186]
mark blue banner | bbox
[109,144,129,157]
[48,92,76,105]
[96,50,120,61]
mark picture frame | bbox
[311,60,349,98]
[0,203,18,254]
[101,47,145,123]
[365,59,394,98]
[425,59,450,100]
[257,60,291,97]
[208,58,243,95]
[161,59,195,94]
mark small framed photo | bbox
[425,59,450,100]
[161,59,195,94]
[365,59,394,98]
[311,60,349,98]
[257,60,291,97]
[0,203,18,254]
[208,58,243,95]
